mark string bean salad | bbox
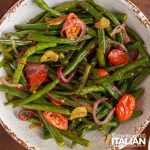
[0,0,150,148]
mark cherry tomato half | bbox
[116,94,135,121]
[96,69,108,77]
[28,70,47,87]
[108,49,129,66]
[43,112,68,130]
[63,13,81,39]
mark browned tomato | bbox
[61,13,87,40]
[96,69,108,77]
[116,94,135,121]
[25,64,48,87]
[108,49,129,66]
[43,111,68,130]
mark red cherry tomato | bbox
[116,94,135,121]
[108,49,129,66]
[62,13,81,39]
[43,112,68,130]
[28,71,47,87]
[96,69,108,77]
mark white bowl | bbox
[0,0,150,150]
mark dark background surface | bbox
[0,0,150,150]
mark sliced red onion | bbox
[47,16,66,25]
[48,93,63,103]
[17,41,37,59]
[18,109,35,121]
[24,63,48,80]
[110,23,130,44]
[0,76,23,88]
[112,85,123,96]
[57,67,76,84]
[93,98,115,125]
[18,86,29,91]
[129,50,139,61]
[70,95,93,111]
[61,18,87,40]
[108,40,127,51]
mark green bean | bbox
[97,107,110,120]
[0,38,32,46]
[28,33,93,44]
[101,119,119,134]
[54,1,78,12]
[131,110,143,119]
[106,64,125,72]
[120,80,128,94]
[3,52,14,61]
[76,124,90,133]
[28,117,41,125]
[82,18,94,24]
[95,57,149,85]
[42,45,80,53]
[23,103,70,115]
[78,64,91,90]
[50,91,73,96]
[43,130,52,140]
[33,0,64,17]
[0,59,7,68]
[5,30,59,38]
[1,46,13,53]
[126,27,144,44]
[48,92,81,108]
[97,29,106,67]
[76,85,105,96]
[0,85,29,98]
[108,118,120,134]
[15,39,96,106]
[131,88,145,100]
[15,23,60,31]
[80,118,98,127]
[6,94,15,101]
[87,28,96,37]
[3,63,14,76]
[44,17,55,22]
[27,55,41,63]
[88,0,123,43]
[13,42,57,84]
[20,73,28,86]
[103,83,120,100]
[80,1,103,21]
[60,130,91,147]
[115,13,127,23]
[28,11,47,23]
[68,120,80,131]
[38,111,64,146]
[60,51,74,65]
[71,126,88,148]
[127,41,149,58]
[66,7,83,13]
[37,12,52,23]
[79,2,106,67]
[128,74,147,92]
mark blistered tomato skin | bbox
[108,49,129,66]
[96,69,108,77]
[28,71,47,87]
[43,112,68,130]
[116,94,135,121]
